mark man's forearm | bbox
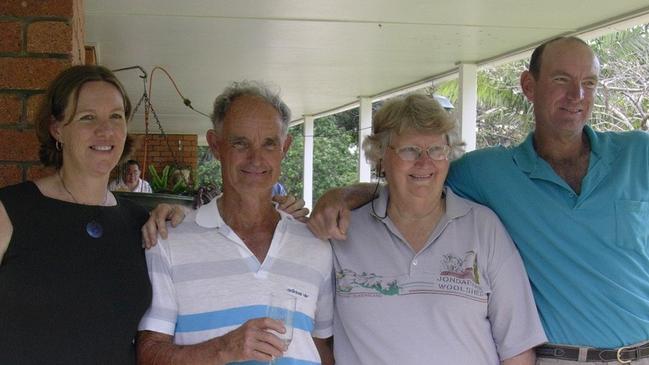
[138,318,285,365]
[314,337,334,365]
[338,183,376,210]
[308,183,378,240]
[137,331,226,365]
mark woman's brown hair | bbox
[36,65,134,168]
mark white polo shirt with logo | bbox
[139,197,334,365]
[331,186,546,365]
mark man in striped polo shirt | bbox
[137,81,334,365]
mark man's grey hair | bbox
[210,80,292,136]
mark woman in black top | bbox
[0,65,152,364]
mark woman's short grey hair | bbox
[211,80,291,136]
[362,93,464,169]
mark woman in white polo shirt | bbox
[330,94,546,365]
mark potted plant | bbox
[113,164,195,211]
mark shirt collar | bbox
[369,184,472,222]
[194,194,294,229]
[583,124,617,166]
[512,125,607,173]
[512,132,538,173]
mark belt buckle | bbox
[616,346,632,364]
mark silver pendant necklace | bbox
[58,170,108,239]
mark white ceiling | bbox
[85,0,649,144]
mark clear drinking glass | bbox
[266,294,296,364]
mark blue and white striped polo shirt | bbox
[139,197,334,365]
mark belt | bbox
[536,343,649,363]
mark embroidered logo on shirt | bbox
[440,251,480,284]
[436,251,486,302]
[336,269,400,296]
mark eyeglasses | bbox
[389,144,450,161]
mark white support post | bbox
[302,115,315,210]
[458,63,478,151]
[358,97,372,182]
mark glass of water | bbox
[266,294,296,363]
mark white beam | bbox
[458,63,478,151]
[302,115,314,210]
[358,97,372,182]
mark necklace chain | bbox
[58,170,108,206]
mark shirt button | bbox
[412,260,418,266]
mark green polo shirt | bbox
[447,126,649,348]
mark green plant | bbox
[148,164,173,193]
[171,176,188,194]
[148,164,197,195]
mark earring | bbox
[55,140,62,151]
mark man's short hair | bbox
[210,81,291,136]
[528,36,590,78]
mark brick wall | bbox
[125,133,198,181]
[0,0,84,187]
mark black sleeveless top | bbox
[0,182,152,364]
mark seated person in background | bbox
[137,81,333,365]
[109,159,152,193]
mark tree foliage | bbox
[196,146,222,190]
[434,62,534,148]
[281,125,304,196]
[311,115,359,203]
[591,25,649,131]
[282,114,359,206]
